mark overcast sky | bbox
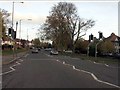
[0,0,119,41]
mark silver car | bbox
[50,50,58,55]
[31,48,38,53]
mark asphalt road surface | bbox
[2,49,120,88]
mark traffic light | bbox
[89,34,94,42]
[99,32,103,40]
[91,34,93,40]
[89,35,91,42]
[8,28,12,34]
[12,31,16,39]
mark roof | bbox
[105,33,120,42]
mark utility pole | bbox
[15,21,18,57]
[87,34,93,57]
[11,1,24,59]
[95,31,103,58]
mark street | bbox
[2,50,119,88]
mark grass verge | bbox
[2,48,27,56]
[59,52,120,65]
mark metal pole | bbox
[87,43,91,57]
[19,20,21,39]
[19,20,22,48]
[27,29,28,49]
[95,41,101,58]
[15,22,18,57]
[12,2,14,28]
[95,43,98,58]
[11,2,15,59]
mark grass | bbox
[2,48,27,56]
[59,52,120,65]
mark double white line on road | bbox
[55,59,120,88]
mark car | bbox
[37,48,41,51]
[50,50,58,55]
[45,48,52,51]
[31,49,38,53]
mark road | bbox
[2,49,120,88]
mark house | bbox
[105,33,120,53]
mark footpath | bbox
[1,51,28,73]
[2,51,27,65]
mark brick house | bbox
[105,33,120,53]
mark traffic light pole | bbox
[95,32,103,58]
[95,40,102,58]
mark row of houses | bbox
[1,37,34,50]
[1,33,120,53]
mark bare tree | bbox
[42,2,95,51]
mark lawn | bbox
[2,48,27,56]
[59,52,120,65]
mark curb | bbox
[2,52,27,65]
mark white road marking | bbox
[94,62,96,64]
[73,66,75,69]
[63,61,65,64]
[42,53,120,87]
[105,64,109,67]
[24,54,29,57]
[19,59,23,62]
[60,60,120,88]
[0,59,24,76]
[56,60,61,63]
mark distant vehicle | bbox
[37,48,41,51]
[50,50,58,55]
[45,48,52,51]
[31,48,38,53]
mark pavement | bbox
[2,51,27,65]
[1,49,120,88]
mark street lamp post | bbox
[12,1,24,29]
[19,19,32,50]
[11,1,24,59]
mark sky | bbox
[0,0,119,41]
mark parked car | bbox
[113,53,120,59]
[31,48,38,53]
[50,50,58,55]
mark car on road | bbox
[44,48,52,51]
[31,48,38,53]
[50,50,58,55]
[37,48,41,51]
